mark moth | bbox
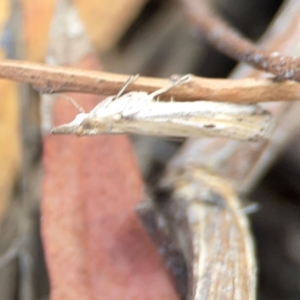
[51,74,273,141]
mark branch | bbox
[180,0,300,82]
[0,59,300,103]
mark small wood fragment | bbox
[0,59,300,103]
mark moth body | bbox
[51,75,274,141]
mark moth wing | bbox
[166,114,273,141]
[128,113,273,141]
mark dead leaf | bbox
[42,55,179,300]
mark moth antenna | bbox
[113,74,139,100]
[149,74,191,98]
[57,94,85,113]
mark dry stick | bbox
[0,59,300,103]
[181,0,300,82]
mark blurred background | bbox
[2,0,300,299]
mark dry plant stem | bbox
[181,0,300,82]
[0,59,300,103]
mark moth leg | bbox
[113,74,139,100]
[149,74,191,98]
[55,94,85,113]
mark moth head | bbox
[51,113,105,135]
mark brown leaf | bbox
[42,38,178,300]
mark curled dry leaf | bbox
[159,166,256,300]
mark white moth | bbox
[51,75,273,141]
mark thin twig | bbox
[0,59,300,103]
[180,0,300,82]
